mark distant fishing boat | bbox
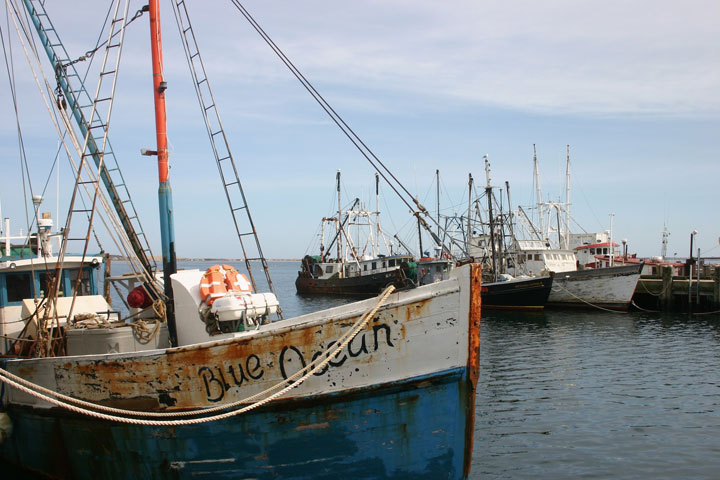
[466,157,553,310]
[509,145,641,310]
[511,237,642,309]
[0,2,481,479]
[296,172,416,296]
[481,274,553,310]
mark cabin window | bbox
[382,261,386,268]
[389,259,395,267]
[325,266,333,274]
[363,264,367,271]
[603,248,608,255]
[38,272,63,297]
[590,248,595,254]
[6,272,33,302]
[69,269,92,296]
[534,254,541,261]
[372,262,377,270]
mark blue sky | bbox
[1,0,718,260]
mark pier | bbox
[633,264,720,312]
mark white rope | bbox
[0,286,396,425]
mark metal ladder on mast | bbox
[55,0,133,319]
[23,0,157,275]
[171,0,282,317]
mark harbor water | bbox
[109,260,720,479]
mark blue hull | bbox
[0,368,474,479]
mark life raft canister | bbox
[199,264,252,306]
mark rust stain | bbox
[463,263,482,478]
[295,421,330,431]
[151,427,177,439]
[404,298,431,323]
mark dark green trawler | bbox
[296,253,416,295]
[296,171,417,296]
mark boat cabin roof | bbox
[0,256,102,307]
[575,242,618,250]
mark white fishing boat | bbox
[508,145,641,310]
[0,1,481,478]
[511,239,642,310]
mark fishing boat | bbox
[510,145,642,310]
[296,172,416,296]
[0,211,129,357]
[511,239,642,310]
[465,157,553,310]
[480,274,553,310]
[0,2,481,479]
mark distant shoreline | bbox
[179,258,300,262]
[108,255,299,262]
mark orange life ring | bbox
[199,264,252,306]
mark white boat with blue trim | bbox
[0,1,481,478]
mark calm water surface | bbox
[109,260,720,479]
[473,309,720,479]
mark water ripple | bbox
[472,310,720,479]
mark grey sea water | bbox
[108,260,720,479]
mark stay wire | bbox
[57,4,145,71]
[229,1,438,227]
[36,0,114,212]
[2,5,35,244]
[8,0,159,299]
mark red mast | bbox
[149,0,168,183]
[149,0,178,346]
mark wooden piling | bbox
[660,266,673,310]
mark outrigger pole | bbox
[149,0,178,346]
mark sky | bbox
[1,0,718,260]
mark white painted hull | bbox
[0,265,482,479]
[548,264,642,309]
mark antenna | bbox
[660,223,669,259]
[565,145,571,249]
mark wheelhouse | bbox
[0,262,99,307]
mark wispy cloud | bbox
[183,0,720,118]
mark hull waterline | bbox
[480,275,552,310]
[547,264,643,310]
[0,264,482,479]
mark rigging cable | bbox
[6,0,161,298]
[228,1,459,255]
[2,6,36,253]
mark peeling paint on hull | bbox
[2,369,472,479]
[0,264,482,480]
